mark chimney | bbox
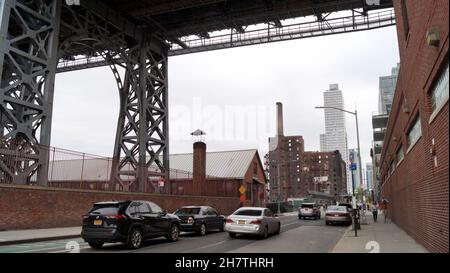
[276,102,284,137]
[193,141,206,196]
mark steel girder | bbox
[0,0,169,190]
[0,0,61,185]
[111,39,169,193]
[58,2,170,193]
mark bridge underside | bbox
[0,0,394,192]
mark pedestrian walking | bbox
[372,202,378,222]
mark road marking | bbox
[14,242,89,253]
[181,240,228,253]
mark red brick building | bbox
[380,0,448,252]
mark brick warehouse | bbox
[268,103,347,203]
[380,0,448,252]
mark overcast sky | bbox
[52,25,400,173]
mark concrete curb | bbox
[0,234,81,246]
[330,224,353,253]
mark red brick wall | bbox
[380,0,449,253]
[0,184,241,231]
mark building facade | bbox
[268,103,346,203]
[380,0,448,253]
[379,63,400,115]
[371,64,401,201]
[365,163,373,191]
[320,84,350,192]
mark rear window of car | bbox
[327,206,346,212]
[175,207,201,215]
[301,204,314,208]
[234,209,262,216]
[89,205,120,215]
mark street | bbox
[0,214,348,253]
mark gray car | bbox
[224,207,281,239]
[325,205,352,226]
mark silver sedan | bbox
[224,207,281,239]
[325,205,352,226]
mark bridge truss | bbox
[0,0,395,192]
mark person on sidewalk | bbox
[372,202,378,222]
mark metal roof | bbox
[40,149,258,181]
[169,149,258,179]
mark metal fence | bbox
[0,139,238,196]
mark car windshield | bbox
[301,204,314,209]
[234,209,263,216]
[174,207,201,215]
[327,206,346,212]
[90,205,120,215]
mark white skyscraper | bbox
[320,84,350,192]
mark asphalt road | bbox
[0,214,349,253]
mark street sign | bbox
[349,152,354,163]
[239,195,246,203]
[239,185,246,195]
[351,163,357,170]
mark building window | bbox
[430,61,449,118]
[401,0,409,39]
[397,146,404,165]
[407,116,422,151]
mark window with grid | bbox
[407,116,422,149]
[430,61,449,115]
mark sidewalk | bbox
[0,227,81,246]
[332,211,428,253]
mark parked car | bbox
[174,206,225,236]
[224,207,280,239]
[338,203,353,213]
[81,200,181,249]
[298,203,321,220]
[325,205,352,226]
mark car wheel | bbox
[197,223,207,236]
[325,221,330,226]
[167,224,180,242]
[275,223,281,235]
[261,226,268,239]
[298,216,301,220]
[128,228,143,249]
[88,242,104,249]
[229,232,236,239]
[219,221,225,232]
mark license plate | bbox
[94,220,102,226]
[334,214,339,217]
[238,220,245,225]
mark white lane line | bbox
[181,240,228,253]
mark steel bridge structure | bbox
[0,0,395,192]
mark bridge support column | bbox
[0,0,61,185]
[111,37,170,193]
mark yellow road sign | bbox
[239,185,246,194]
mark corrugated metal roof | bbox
[41,149,258,181]
[168,149,257,179]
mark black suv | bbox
[81,200,181,249]
[174,206,225,236]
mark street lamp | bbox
[315,106,363,200]
[315,106,363,235]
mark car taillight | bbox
[226,218,233,223]
[326,213,333,216]
[106,214,125,219]
[250,219,261,224]
[187,217,194,224]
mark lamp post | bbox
[315,106,363,235]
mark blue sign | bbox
[351,163,357,171]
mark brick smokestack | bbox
[193,141,206,195]
[276,102,284,137]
